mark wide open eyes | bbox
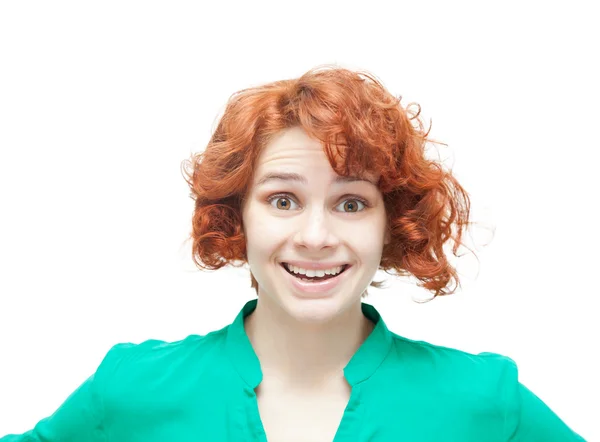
[267,193,368,213]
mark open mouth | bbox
[280,263,350,283]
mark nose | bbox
[293,207,339,250]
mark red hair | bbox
[182,65,481,300]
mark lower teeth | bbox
[295,274,338,282]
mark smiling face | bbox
[241,126,390,323]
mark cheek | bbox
[243,214,284,257]
[246,208,287,241]
[343,227,387,262]
[355,238,385,258]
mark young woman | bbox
[1,67,585,441]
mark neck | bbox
[244,296,374,390]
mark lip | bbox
[281,260,349,270]
[280,262,352,297]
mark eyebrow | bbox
[255,172,377,187]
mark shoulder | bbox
[99,327,228,369]
[92,326,231,410]
[382,335,585,440]
[388,332,518,392]
[100,326,228,367]
[385,334,519,435]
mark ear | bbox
[384,227,391,245]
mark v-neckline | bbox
[250,380,365,442]
[224,299,394,440]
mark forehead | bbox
[257,126,330,165]
[254,127,378,183]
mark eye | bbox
[335,198,366,213]
[267,193,369,213]
[268,195,299,211]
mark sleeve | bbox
[0,344,130,442]
[500,358,586,441]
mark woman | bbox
[1,66,585,441]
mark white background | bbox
[0,1,597,439]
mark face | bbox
[241,126,390,323]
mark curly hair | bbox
[182,65,482,301]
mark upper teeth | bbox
[284,263,344,277]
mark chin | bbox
[277,288,360,325]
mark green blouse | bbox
[1,299,585,441]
